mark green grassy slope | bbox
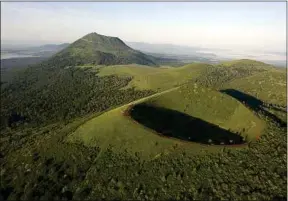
[144,84,264,140]
[67,83,264,158]
[222,68,287,106]
[220,59,275,68]
[221,68,287,123]
[96,63,212,91]
[92,59,275,92]
[66,87,182,159]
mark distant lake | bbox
[1,53,39,60]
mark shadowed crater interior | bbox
[129,104,246,145]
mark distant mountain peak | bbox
[82,32,121,40]
[45,32,158,67]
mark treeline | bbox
[1,64,154,129]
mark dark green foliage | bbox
[1,57,48,72]
[1,57,49,88]
[1,64,154,129]
[1,121,286,200]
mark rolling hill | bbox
[96,63,212,91]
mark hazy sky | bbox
[1,2,286,52]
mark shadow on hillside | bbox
[220,89,286,127]
[129,104,245,145]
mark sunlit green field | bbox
[82,63,212,91]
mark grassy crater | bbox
[128,104,246,145]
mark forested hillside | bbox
[48,32,158,67]
[0,64,153,129]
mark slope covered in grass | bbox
[96,63,212,91]
[220,59,274,68]
[220,68,287,124]
[222,68,286,106]
[67,83,264,158]
[143,84,264,140]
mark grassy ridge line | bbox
[68,80,198,133]
[82,85,185,165]
[222,69,287,106]
[67,84,263,159]
[220,68,287,125]
[66,86,203,159]
[96,63,211,91]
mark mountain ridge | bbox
[46,32,158,67]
